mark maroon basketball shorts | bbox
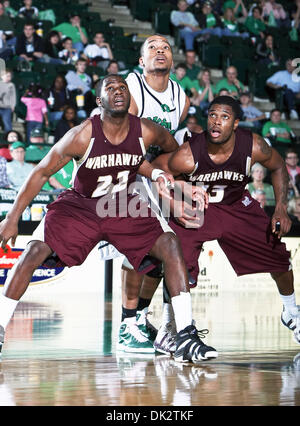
[169,191,291,283]
[31,189,170,273]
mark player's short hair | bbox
[208,96,243,119]
[95,74,126,97]
[140,34,172,56]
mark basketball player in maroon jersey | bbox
[136,95,300,346]
[0,75,218,362]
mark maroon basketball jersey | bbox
[186,128,253,204]
[73,114,145,198]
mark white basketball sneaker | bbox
[281,306,300,344]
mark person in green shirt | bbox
[190,68,215,113]
[185,50,201,81]
[53,13,88,53]
[262,108,292,143]
[223,0,248,19]
[170,63,195,95]
[245,6,266,37]
[221,7,249,38]
[49,161,74,189]
[215,66,245,98]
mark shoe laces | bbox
[195,328,209,339]
[186,325,209,340]
[129,323,149,343]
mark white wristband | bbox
[151,168,166,182]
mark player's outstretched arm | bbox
[252,133,291,237]
[0,120,92,248]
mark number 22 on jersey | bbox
[91,170,130,198]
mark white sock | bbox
[162,302,174,326]
[0,293,19,330]
[280,292,297,313]
[171,292,193,333]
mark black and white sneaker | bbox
[0,325,4,356]
[173,324,218,363]
[281,305,300,344]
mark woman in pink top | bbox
[21,83,49,142]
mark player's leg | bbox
[0,240,53,354]
[149,231,218,361]
[118,263,156,354]
[271,270,300,344]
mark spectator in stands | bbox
[65,58,92,95]
[221,7,249,38]
[266,59,300,120]
[54,106,78,143]
[256,33,279,66]
[16,22,44,63]
[217,88,231,96]
[18,0,38,20]
[0,130,23,161]
[222,0,248,19]
[285,148,300,184]
[5,130,23,144]
[43,30,64,64]
[174,114,203,145]
[252,189,267,208]
[244,6,266,37]
[262,0,290,28]
[47,75,72,123]
[0,69,16,132]
[262,108,293,144]
[287,196,300,223]
[247,162,275,206]
[170,63,195,93]
[6,141,34,191]
[0,154,9,188]
[0,1,16,59]
[53,13,88,54]
[184,50,201,81]
[215,65,245,98]
[65,58,92,119]
[194,1,223,38]
[3,1,17,18]
[170,0,203,51]
[290,0,300,30]
[238,91,266,129]
[49,161,74,190]
[25,127,51,164]
[190,68,215,113]
[21,83,49,142]
[58,37,79,65]
[106,60,120,75]
[82,32,113,71]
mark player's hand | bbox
[191,185,209,210]
[0,217,18,249]
[156,172,174,200]
[271,206,292,238]
[173,200,203,229]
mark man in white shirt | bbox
[82,32,113,70]
[170,0,203,50]
[266,58,300,120]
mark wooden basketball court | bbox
[0,237,299,407]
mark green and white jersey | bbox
[126,72,186,136]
